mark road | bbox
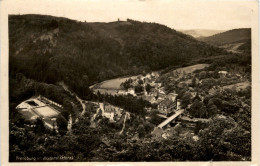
[59,82,86,115]
[119,112,130,135]
[157,109,184,128]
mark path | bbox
[59,82,85,115]
[119,112,130,135]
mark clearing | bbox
[90,75,140,90]
[173,64,210,74]
[222,81,250,90]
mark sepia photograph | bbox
[1,0,259,165]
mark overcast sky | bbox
[2,0,256,30]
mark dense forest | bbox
[198,28,251,53]
[198,28,251,46]
[9,14,227,99]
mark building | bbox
[102,103,123,122]
[158,88,166,95]
[117,90,128,95]
[167,93,178,102]
[145,73,152,79]
[150,88,158,97]
[142,96,157,104]
[16,96,61,129]
[218,71,228,77]
[151,72,159,78]
[127,88,136,96]
[157,98,177,116]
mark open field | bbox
[222,81,250,90]
[219,42,245,53]
[92,88,122,95]
[90,75,140,90]
[173,64,210,74]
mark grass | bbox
[94,75,140,90]
[222,81,250,90]
[173,64,210,74]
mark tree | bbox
[209,98,223,109]
[207,101,218,117]
[138,79,144,85]
[120,79,133,90]
[145,83,153,94]
[56,116,68,136]
[189,99,204,118]
[199,105,208,118]
[191,77,197,87]
[197,116,250,161]
[33,118,46,134]
[181,92,192,108]
[137,124,146,138]
[199,71,207,80]
[150,110,162,125]
[134,85,144,94]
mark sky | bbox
[1,0,257,30]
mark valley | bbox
[8,14,252,162]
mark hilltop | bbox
[9,14,227,98]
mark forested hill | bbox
[9,14,226,98]
[198,28,251,46]
[198,28,251,53]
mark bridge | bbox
[157,109,184,128]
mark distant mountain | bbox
[180,29,225,38]
[9,14,227,98]
[198,28,251,53]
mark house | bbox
[162,133,170,139]
[150,88,158,97]
[103,103,116,121]
[177,99,181,110]
[190,92,197,99]
[145,73,152,79]
[218,71,228,77]
[117,90,127,95]
[150,81,156,86]
[127,88,136,96]
[151,72,159,78]
[192,94,202,101]
[167,93,178,102]
[102,103,124,122]
[235,74,242,79]
[143,78,151,84]
[142,96,157,104]
[103,110,115,121]
[158,88,166,95]
[157,93,165,101]
[132,81,139,87]
[157,83,162,88]
[157,98,177,116]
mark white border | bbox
[1,0,259,165]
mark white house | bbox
[127,88,136,96]
[151,72,159,78]
[118,90,128,95]
[146,73,152,79]
[218,71,228,76]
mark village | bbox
[15,63,250,141]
